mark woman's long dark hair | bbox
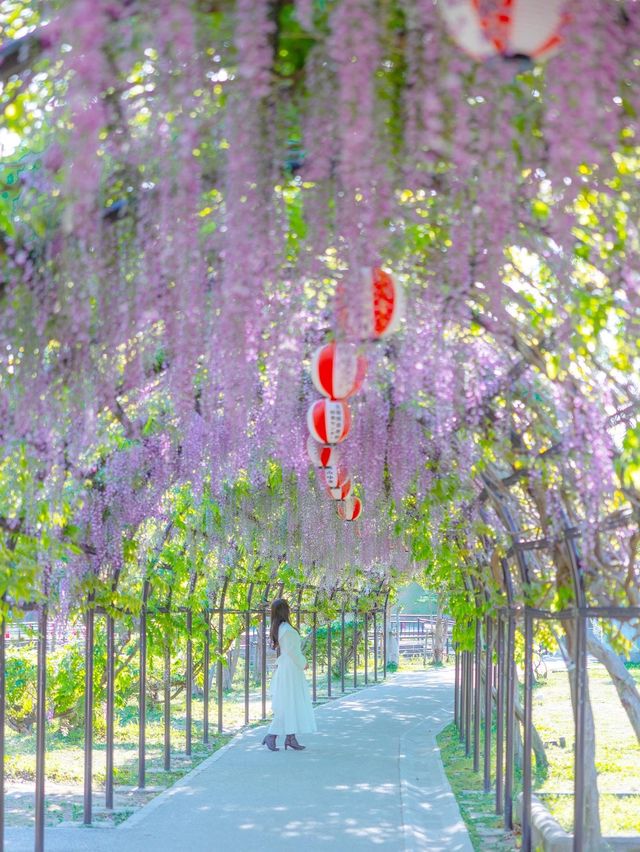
[269,598,291,649]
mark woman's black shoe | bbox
[262,734,279,751]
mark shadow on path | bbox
[8,669,472,852]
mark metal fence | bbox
[388,612,454,659]
[0,580,390,852]
[453,603,640,852]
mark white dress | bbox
[268,622,318,736]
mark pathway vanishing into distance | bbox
[9,669,472,852]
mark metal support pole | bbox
[473,620,481,772]
[562,527,588,852]
[340,610,346,693]
[327,617,332,698]
[495,617,505,815]
[460,647,465,727]
[483,617,493,794]
[203,613,210,743]
[504,613,516,828]
[522,609,534,851]
[163,640,171,771]
[353,609,358,688]
[0,614,5,852]
[463,649,468,736]
[105,615,115,810]
[218,605,225,733]
[382,603,388,679]
[296,586,303,631]
[138,607,147,788]
[460,650,465,737]
[460,651,466,743]
[454,648,460,729]
[312,611,317,702]
[373,612,378,682]
[83,603,94,825]
[465,649,472,757]
[244,609,251,725]
[260,607,267,720]
[364,612,369,685]
[573,611,587,852]
[186,610,192,756]
[34,604,47,852]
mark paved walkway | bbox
[8,669,472,852]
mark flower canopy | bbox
[0,0,638,619]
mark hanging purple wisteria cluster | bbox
[0,0,638,593]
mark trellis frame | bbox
[454,519,640,852]
[0,575,390,852]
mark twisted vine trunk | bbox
[511,675,548,773]
[483,464,603,848]
[222,638,242,690]
[433,612,446,664]
[386,625,399,666]
[586,633,640,743]
[563,619,602,850]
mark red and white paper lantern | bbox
[323,464,349,490]
[306,435,338,469]
[307,399,351,445]
[311,342,367,400]
[337,495,362,521]
[327,478,352,501]
[438,0,566,62]
[361,266,404,339]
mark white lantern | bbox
[307,398,351,445]
[327,478,352,501]
[306,435,338,469]
[323,464,349,490]
[337,495,362,521]
[362,267,404,339]
[438,0,566,62]
[311,342,367,400]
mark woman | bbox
[262,598,317,751]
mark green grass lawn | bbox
[532,663,640,836]
[437,723,518,851]
[438,662,640,847]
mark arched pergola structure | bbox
[0,569,391,850]
[0,3,638,852]
[451,468,639,850]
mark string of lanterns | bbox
[302,1,565,523]
[305,267,404,522]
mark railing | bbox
[0,591,390,852]
[453,604,640,852]
[390,613,455,659]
